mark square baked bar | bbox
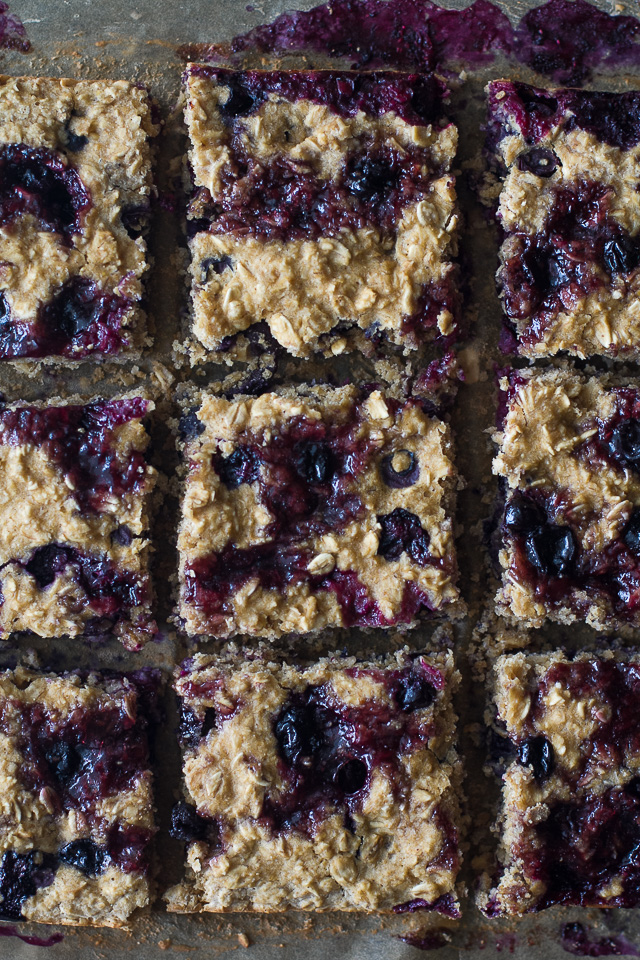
[177,384,462,639]
[183,66,460,362]
[0,75,158,361]
[165,650,463,913]
[0,666,158,927]
[0,395,156,648]
[493,366,640,630]
[487,80,640,359]
[480,651,640,915]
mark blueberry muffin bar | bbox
[487,80,640,358]
[0,666,158,926]
[177,384,462,639]
[0,395,156,648]
[479,651,640,915]
[183,66,460,362]
[165,650,463,914]
[0,75,158,360]
[493,367,640,630]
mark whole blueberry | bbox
[395,672,436,712]
[518,736,555,781]
[220,80,259,119]
[380,450,419,489]
[624,510,640,553]
[214,447,260,488]
[346,156,398,200]
[274,702,320,767]
[170,802,212,843]
[293,441,333,484]
[44,741,80,784]
[524,525,576,577]
[608,419,640,466]
[178,409,205,442]
[503,496,544,535]
[25,544,72,588]
[603,236,640,277]
[59,839,108,877]
[517,147,559,178]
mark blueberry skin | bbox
[503,496,545,534]
[518,736,555,781]
[517,147,559,178]
[603,236,640,277]
[293,441,334,484]
[608,419,640,467]
[274,703,320,766]
[170,802,211,843]
[395,673,436,712]
[336,758,367,794]
[524,525,576,577]
[59,839,108,877]
[624,510,640,553]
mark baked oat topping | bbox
[0,395,156,648]
[493,367,640,630]
[0,666,158,927]
[487,80,640,359]
[0,75,158,361]
[177,384,462,639]
[165,650,463,913]
[480,651,640,915]
[183,66,460,361]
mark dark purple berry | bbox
[63,130,89,153]
[44,741,80,785]
[346,156,398,200]
[518,736,555,780]
[0,851,56,920]
[504,495,545,534]
[0,144,91,237]
[395,672,436,712]
[111,524,134,547]
[214,446,260,488]
[336,758,367,794]
[380,450,419,489]
[169,802,216,844]
[377,508,431,565]
[517,147,559,178]
[59,839,108,877]
[608,419,640,466]
[524,525,576,577]
[179,409,205,442]
[293,441,333,484]
[178,704,217,747]
[200,256,232,282]
[274,703,320,766]
[624,511,640,553]
[603,236,640,276]
[219,79,262,119]
[25,544,72,588]
[43,277,106,339]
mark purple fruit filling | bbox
[0,397,150,514]
[188,67,445,127]
[489,81,640,151]
[261,663,445,833]
[500,180,640,344]
[185,404,447,627]
[502,486,640,616]
[0,277,132,360]
[13,543,150,619]
[0,851,56,920]
[560,922,640,957]
[0,144,90,237]
[190,141,444,243]
[400,276,461,345]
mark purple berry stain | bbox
[561,922,640,956]
[185,402,448,628]
[0,3,29,52]
[194,0,640,87]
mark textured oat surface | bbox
[479,651,640,916]
[177,384,461,638]
[0,396,156,647]
[183,68,459,361]
[489,80,640,358]
[0,74,158,359]
[492,367,640,629]
[165,649,463,912]
[0,666,155,927]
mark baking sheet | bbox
[0,0,639,956]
